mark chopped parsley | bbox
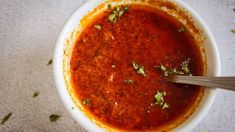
[181,58,191,75]
[94,24,102,30]
[109,13,117,23]
[108,6,128,23]
[162,103,169,109]
[115,6,120,12]
[1,112,12,125]
[154,91,169,109]
[124,79,134,85]
[47,59,53,66]
[231,29,235,33]
[158,64,183,76]
[107,4,112,10]
[157,58,191,76]
[155,91,166,102]
[49,114,60,122]
[33,91,39,98]
[178,26,186,32]
[132,61,147,76]
[82,99,90,105]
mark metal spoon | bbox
[165,76,235,91]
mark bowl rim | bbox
[53,0,221,131]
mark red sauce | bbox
[70,4,204,131]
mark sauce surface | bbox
[70,5,204,131]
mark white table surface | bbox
[0,0,235,131]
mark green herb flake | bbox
[1,112,12,125]
[107,4,112,10]
[49,114,60,122]
[157,58,191,76]
[181,58,191,75]
[123,6,128,11]
[112,10,118,14]
[160,65,167,71]
[159,64,170,76]
[118,7,128,17]
[172,68,184,75]
[94,24,102,30]
[33,91,39,98]
[154,91,169,109]
[109,13,117,23]
[155,91,164,103]
[115,6,120,12]
[47,59,53,66]
[82,99,90,105]
[118,10,125,17]
[162,103,169,109]
[231,29,235,33]
[124,79,134,85]
[108,6,128,23]
[132,62,139,70]
[132,61,146,76]
[178,26,186,32]
[137,66,146,76]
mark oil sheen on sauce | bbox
[70,4,204,131]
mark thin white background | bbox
[0,0,235,131]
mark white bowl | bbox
[53,0,220,131]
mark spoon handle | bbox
[168,76,235,91]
